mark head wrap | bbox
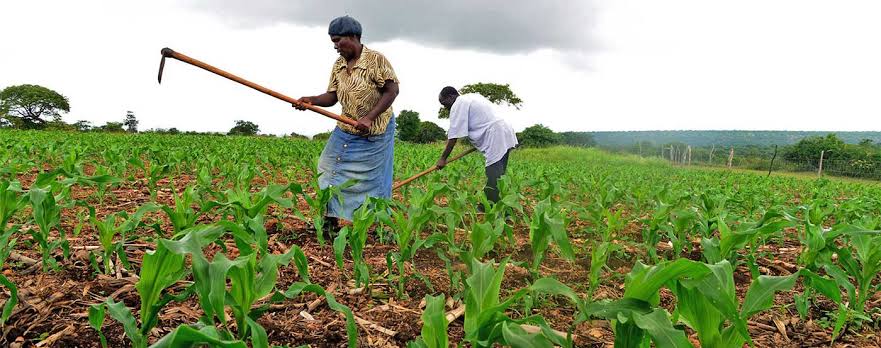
[328,16,362,37]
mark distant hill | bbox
[588,131,881,147]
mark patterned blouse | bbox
[327,47,399,135]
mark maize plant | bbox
[526,196,575,277]
[27,186,67,271]
[291,179,352,245]
[0,227,18,325]
[463,259,568,348]
[333,201,376,288]
[407,294,449,348]
[283,282,359,348]
[88,303,108,348]
[700,208,795,269]
[96,226,197,348]
[221,183,292,221]
[90,203,159,274]
[379,185,446,297]
[799,222,881,336]
[538,258,803,348]
[587,240,619,300]
[160,185,202,236]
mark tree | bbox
[413,121,447,143]
[72,120,93,132]
[312,131,333,140]
[124,111,138,133]
[228,120,259,136]
[438,82,522,119]
[46,119,75,131]
[0,111,10,128]
[783,134,846,163]
[100,122,125,133]
[461,83,523,109]
[0,84,70,129]
[396,110,421,141]
[560,132,596,147]
[288,131,308,139]
[518,124,561,148]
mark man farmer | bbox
[294,16,400,229]
[436,87,518,210]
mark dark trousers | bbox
[484,148,512,203]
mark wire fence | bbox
[638,146,881,181]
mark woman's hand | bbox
[293,97,313,110]
[355,116,374,133]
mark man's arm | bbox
[436,138,458,169]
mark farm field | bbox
[1,130,881,347]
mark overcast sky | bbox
[1,0,880,136]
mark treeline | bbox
[610,134,881,179]
[394,112,597,149]
[590,130,881,147]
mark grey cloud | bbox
[183,0,597,54]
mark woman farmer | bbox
[295,16,400,230]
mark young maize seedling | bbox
[90,203,159,274]
[464,259,568,348]
[587,240,620,300]
[378,186,445,297]
[526,197,575,277]
[0,227,19,325]
[96,226,199,348]
[292,179,352,245]
[27,186,67,272]
[333,202,375,288]
[284,282,359,348]
[407,294,449,348]
[160,185,201,235]
[88,304,108,348]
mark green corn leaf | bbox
[545,212,575,261]
[246,316,269,348]
[333,226,349,269]
[136,243,186,334]
[500,322,554,348]
[207,253,248,326]
[799,269,842,303]
[529,277,586,319]
[150,324,248,348]
[419,295,449,348]
[291,245,310,283]
[741,273,799,319]
[624,259,711,303]
[632,309,694,348]
[0,274,17,325]
[88,304,108,348]
[465,259,507,339]
[105,298,146,348]
[583,298,652,319]
[284,282,358,348]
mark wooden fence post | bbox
[727,148,734,168]
[818,150,825,177]
[709,144,715,165]
[767,145,778,177]
[687,146,692,166]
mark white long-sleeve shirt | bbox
[447,94,519,167]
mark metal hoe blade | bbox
[157,47,175,84]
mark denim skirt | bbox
[317,116,395,220]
